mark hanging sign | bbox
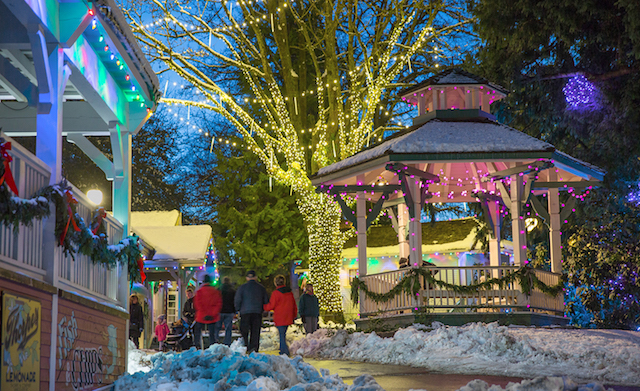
[1,291,41,391]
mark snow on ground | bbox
[118,343,384,391]
[290,322,640,386]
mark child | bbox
[155,315,170,351]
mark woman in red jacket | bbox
[264,275,297,356]
[194,275,222,349]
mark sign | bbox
[1,291,41,391]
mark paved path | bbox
[298,357,640,391]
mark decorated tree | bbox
[123,0,473,316]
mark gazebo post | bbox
[548,172,563,273]
[356,175,368,315]
[398,203,410,259]
[487,199,502,276]
[510,174,527,266]
[409,173,423,267]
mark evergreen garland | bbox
[350,266,566,305]
[0,148,143,283]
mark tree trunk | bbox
[298,187,346,320]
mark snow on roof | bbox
[316,120,555,177]
[131,210,182,227]
[134,225,211,261]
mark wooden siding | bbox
[0,277,53,391]
[55,298,127,391]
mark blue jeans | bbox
[219,313,234,346]
[194,321,221,349]
[276,325,290,356]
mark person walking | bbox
[129,294,144,349]
[182,288,195,325]
[264,275,297,356]
[155,315,170,351]
[234,270,269,354]
[194,275,222,349]
[219,277,236,346]
[298,283,320,335]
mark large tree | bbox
[124,0,473,316]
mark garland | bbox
[350,266,566,305]
[0,140,143,283]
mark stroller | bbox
[165,318,195,351]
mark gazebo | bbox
[310,69,605,324]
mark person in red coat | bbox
[194,274,222,349]
[264,275,297,356]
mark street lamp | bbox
[87,189,103,205]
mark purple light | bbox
[563,75,598,110]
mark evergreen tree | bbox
[472,0,640,328]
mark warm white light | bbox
[87,189,103,205]
[525,217,539,232]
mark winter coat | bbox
[155,323,170,342]
[183,298,195,323]
[235,280,269,315]
[264,286,297,326]
[298,293,320,317]
[129,303,144,331]
[194,284,223,324]
[221,283,236,314]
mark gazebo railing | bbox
[358,266,564,317]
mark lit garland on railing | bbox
[350,266,566,305]
[0,148,144,283]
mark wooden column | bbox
[487,199,502,275]
[548,172,562,273]
[356,174,367,278]
[409,173,423,267]
[465,87,473,109]
[481,89,490,113]
[510,174,527,266]
[398,203,410,259]
[432,89,439,110]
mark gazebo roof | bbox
[399,68,510,98]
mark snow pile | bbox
[456,377,614,391]
[290,322,640,386]
[127,340,153,374]
[259,325,306,352]
[117,343,383,391]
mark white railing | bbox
[0,135,123,304]
[0,135,50,279]
[359,266,564,316]
[57,183,122,302]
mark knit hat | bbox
[246,270,256,278]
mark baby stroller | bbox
[165,318,194,352]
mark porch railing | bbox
[0,135,123,305]
[0,138,50,279]
[56,183,122,302]
[359,266,564,317]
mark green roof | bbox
[344,218,479,249]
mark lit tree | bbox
[123,0,473,317]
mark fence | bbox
[0,137,50,279]
[359,265,564,317]
[0,134,123,304]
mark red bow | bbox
[60,190,81,246]
[92,207,107,235]
[0,141,19,196]
[137,257,146,283]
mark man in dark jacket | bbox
[182,288,195,324]
[194,275,222,349]
[234,270,269,353]
[264,275,297,356]
[129,294,144,348]
[219,277,236,346]
[298,283,320,335]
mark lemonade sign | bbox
[1,292,41,391]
